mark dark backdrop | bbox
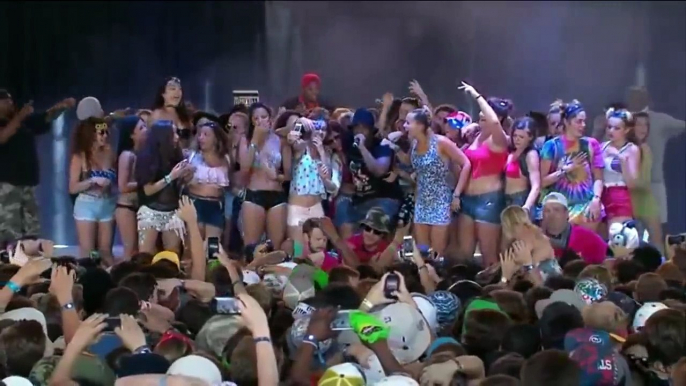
[1,1,684,246]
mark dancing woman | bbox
[221,111,249,249]
[239,103,291,248]
[135,121,191,254]
[455,82,510,266]
[504,117,541,212]
[405,107,470,255]
[539,100,604,232]
[149,77,194,153]
[600,108,639,227]
[115,115,148,258]
[186,121,231,239]
[68,118,116,262]
[630,112,663,249]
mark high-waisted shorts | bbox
[287,202,325,227]
[189,194,224,228]
[460,190,505,225]
[602,186,633,220]
[73,194,116,223]
[244,190,287,211]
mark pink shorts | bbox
[602,186,633,219]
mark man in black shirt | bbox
[0,89,75,245]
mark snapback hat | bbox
[371,302,431,365]
[542,192,569,209]
[574,278,608,305]
[535,289,587,318]
[167,355,222,385]
[283,265,317,310]
[429,290,460,328]
[411,293,438,332]
[76,96,104,120]
[151,251,180,269]
[318,363,365,386]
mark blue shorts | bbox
[190,195,224,229]
[73,194,115,222]
[224,191,235,218]
[460,191,505,225]
[334,196,400,227]
[505,190,528,208]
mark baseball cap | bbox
[283,265,317,310]
[318,363,365,386]
[574,278,608,304]
[542,192,568,209]
[76,96,104,120]
[412,293,438,332]
[242,270,261,285]
[538,302,584,350]
[2,377,32,386]
[372,302,431,364]
[194,315,243,356]
[374,374,419,386]
[565,328,629,386]
[429,290,460,328]
[167,355,222,385]
[632,302,668,332]
[535,289,587,318]
[263,261,297,294]
[151,251,180,269]
[445,111,472,130]
[71,353,117,385]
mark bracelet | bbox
[61,302,75,311]
[254,336,271,344]
[5,281,20,293]
[452,357,465,372]
[500,276,508,284]
[360,298,375,312]
[475,94,484,100]
[418,265,428,271]
[231,280,243,288]
[163,174,172,185]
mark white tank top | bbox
[601,141,631,187]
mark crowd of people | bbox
[0,72,684,386]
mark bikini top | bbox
[601,141,631,187]
[188,152,229,187]
[81,168,116,197]
[504,156,522,179]
[290,147,327,198]
[464,142,508,179]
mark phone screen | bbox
[213,297,241,315]
[207,237,220,260]
[667,235,686,245]
[330,310,353,331]
[384,274,399,299]
[104,317,121,331]
[401,236,413,259]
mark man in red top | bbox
[281,73,333,114]
[345,209,392,265]
[541,192,609,264]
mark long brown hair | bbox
[70,117,108,168]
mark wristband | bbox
[254,336,271,344]
[418,265,428,271]
[61,302,75,311]
[163,174,172,185]
[5,281,20,293]
[360,298,375,312]
[475,94,484,100]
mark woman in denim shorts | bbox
[69,118,117,263]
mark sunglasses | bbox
[324,135,340,145]
[362,224,384,235]
[97,129,109,136]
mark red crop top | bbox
[464,143,508,179]
[504,156,522,179]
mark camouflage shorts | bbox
[0,182,40,245]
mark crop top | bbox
[504,155,522,179]
[464,142,508,179]
[188,152,229,187]
[601,141,631,187]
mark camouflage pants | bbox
[0,182,41,245]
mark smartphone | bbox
[401,236,413,259]
[232,90,259,106]
[667,234,686,246]
[104,317,121,332]
[418,245,433,260]
[330,310,354,331]
[384,273,400,299]
[207,237,220,260]
[212,297,242,315]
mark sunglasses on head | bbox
[362,224,384,235]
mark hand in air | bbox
[458,81,479,98]
[177,195,197,223]
[409,79,426,99]
[382,92,394,107]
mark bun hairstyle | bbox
[487,97,514,124]
[605,107,634,125]
[410,107,432,132]
[549,99,564,115]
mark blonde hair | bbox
[500,205,539,243]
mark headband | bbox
[606,107,632,121]
[445,111,472,130]
[563,102,584,118]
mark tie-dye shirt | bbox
[540,136,603,207]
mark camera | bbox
[667,234,686,246]
[211,297,242,315]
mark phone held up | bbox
[207,237,220,260]
[211,297,242,315]
[384,273,400,300]
[667,234,686,246]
